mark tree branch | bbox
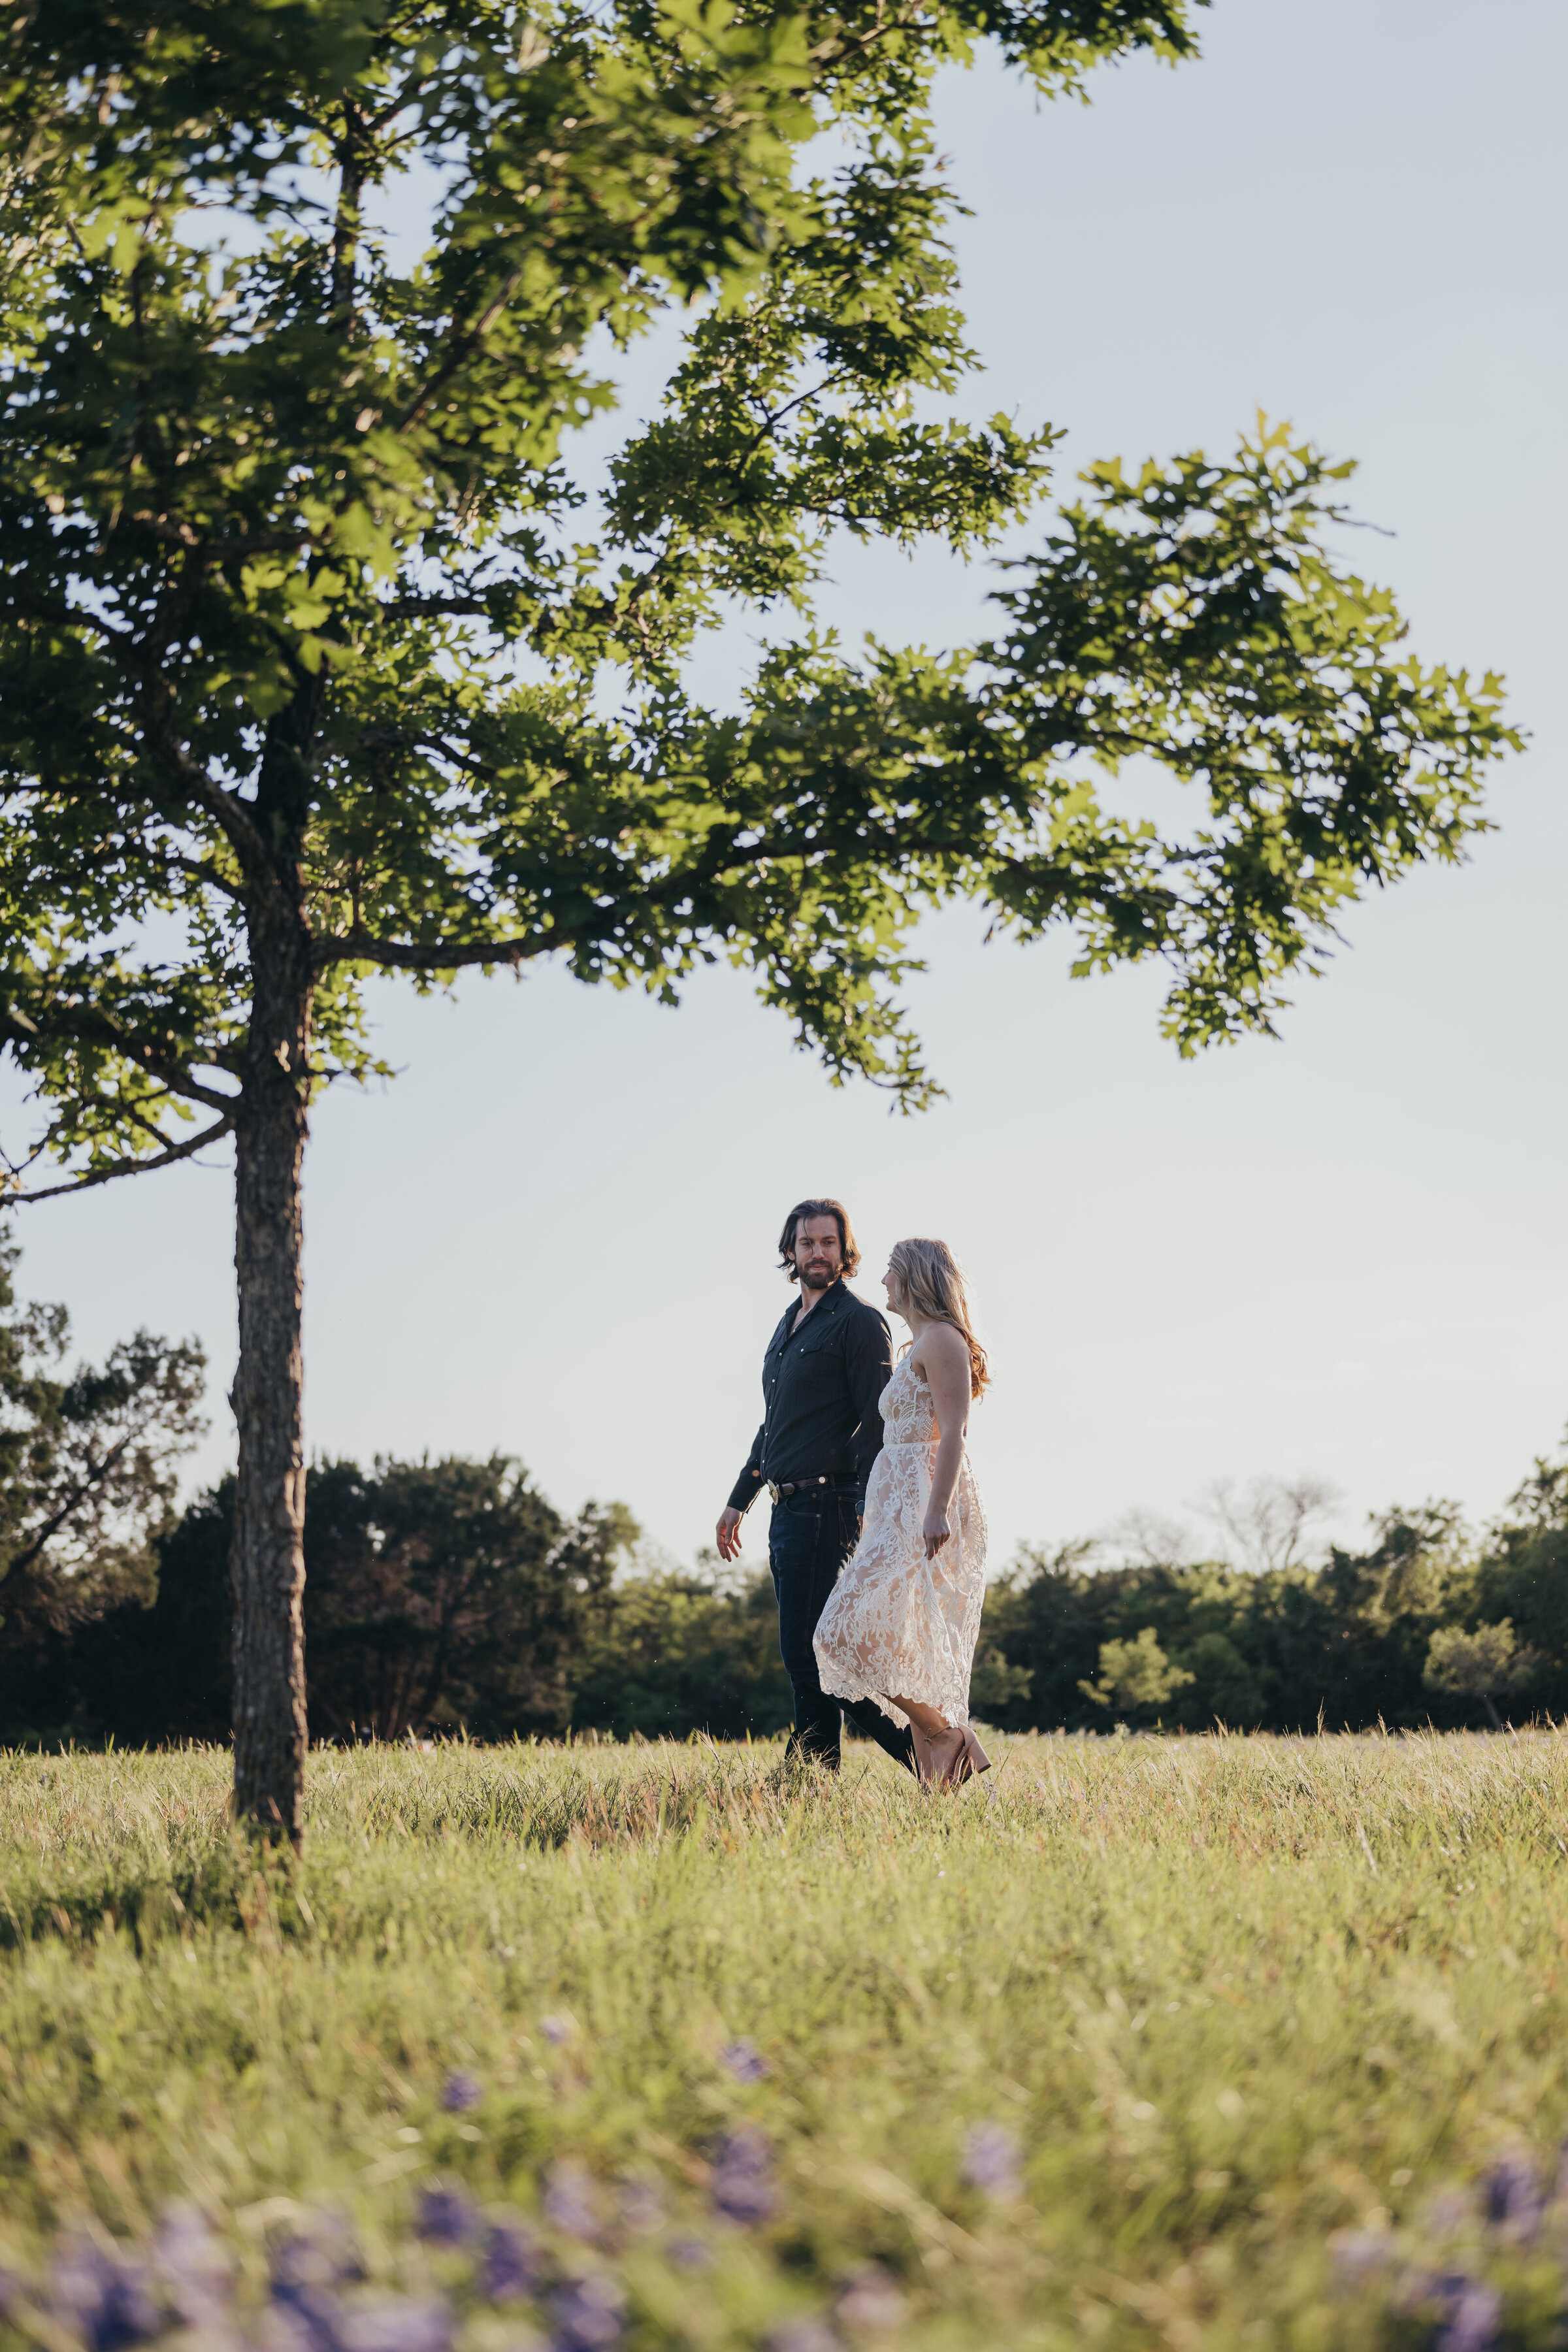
[315,926,553,974]
[5,1111,236,1203]
[395,261,526,434]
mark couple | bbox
[715,1198,990,1791]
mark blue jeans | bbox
[768,1492,917,1774]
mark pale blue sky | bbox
[8,0,1565,1573]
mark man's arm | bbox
[727,1428,767,1516]
[845,1308,895,1506]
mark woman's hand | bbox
[922,1503,951,1560]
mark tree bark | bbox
[229,880,314,1846]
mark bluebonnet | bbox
[333,2299,454,2352]
[270,2219,364,2294]
[961,2123,1023,2202]
[834,2266,906,2330]
[1481,2151,1542,2244]
[664,2237,711,2273]
[547,2274,625,2351]
[709,2129,777,2225]
[764,2325,838,2352]
[414,2185,480,2248]
[540,2016,572,2047]
[543,2161,602,2242]
[152,2207,235,2332]
[720,2040,770,2084]
[51,2232,161,2351]
[1426,2276,1504,2352]
[480,2221,544,2302]
[440,2072,482,2115]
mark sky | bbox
[6,0,1565,1576]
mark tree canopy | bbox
[0,0,1520,1835]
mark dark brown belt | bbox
[767,1475,857,1503]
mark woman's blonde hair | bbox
[888,1237,989,1399]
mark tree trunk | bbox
[229,890,314,1846]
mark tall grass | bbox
[3,1731,1568,2348]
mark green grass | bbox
[4,1730,1568,2348]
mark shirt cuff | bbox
[727,1467,764,1514]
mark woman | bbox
[813,1237,990,1789]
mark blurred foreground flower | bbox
[332,2297,452,2352]
[765,2324,838,2352]
[720,2039,770,2084]
[440,2073,482,2115]
[962,2123,1023,2202]
[543,2161,602,2242]
[152,2208,234,2330]
[834,2266,906,2331]
[709,2129,777,2225]
[663,2238,710,2273]
[414,2185,479,2249]
[1411,2274,1503,2352]
[52,2231,161,2351]
[540,2016,573,2047]
[546,2273,625,2351]
[1480,2150,1542,2244]
[480,2220,544,2302]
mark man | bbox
[717,1198,917,1776]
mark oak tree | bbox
[0,0,1516,1838]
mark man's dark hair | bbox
[777,1198,861,1282]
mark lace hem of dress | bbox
[815,1659,971,1733]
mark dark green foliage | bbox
[0,1230,204,1671]
[300,1456,637,1740]
[979,1494,1550,1734]
[572,1566,792,1742]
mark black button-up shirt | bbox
[727,1278,894,1513]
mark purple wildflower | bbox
[540,2015,573,2047]
[765,2325,838,2352]
[152,2207,235,2329]
[720,2039,771,2084]
[1482,2150,1542,2243]
[709,2127,777,2225]
[414,2184,480,2249]
[270,2219,364,2295]
[543,2161,602,2242]
[833,2267,906,2332]
[547,2274,625,2351]
[1431,2279,1504,2352]
[664,2237,711,2273]
[480,2221,544,2303]
[961,2123,1023,2201]
[51,2232,161,2351]
[334,2300,453,2352]
[0,2268,29,2321]
[267,2282,343,2352]
[440,2072,482,2115]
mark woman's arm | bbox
[919,1323,972,1561]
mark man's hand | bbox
[716,1506,745,1561]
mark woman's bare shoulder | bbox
[914,1320,970,1371]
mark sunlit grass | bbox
[3,1730,1568,2347]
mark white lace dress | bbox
[813,1352,988,1731]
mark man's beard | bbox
[800,1261,835,1286]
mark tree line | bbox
[2,1217,1564,1744]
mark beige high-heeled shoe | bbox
[943,1727,992,1789]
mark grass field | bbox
[3,1731,1568,2351]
